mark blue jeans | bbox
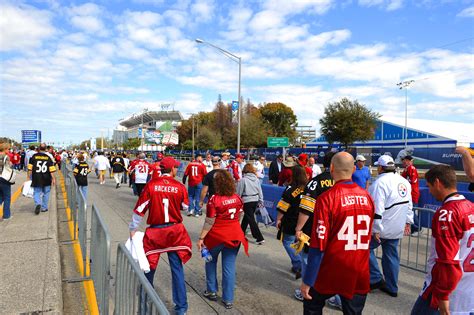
[78,185,88,201]
[411,202,421,233]
[282,233,302,271]
[33,186,51,210]
[145,251,188,315]
[205,244,239,303]
[300,250,308,277]
[188,183,202,213]
[369,237,400,293]
[0,180,12,219]
[411,294,439,315]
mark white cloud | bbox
[457,6,474,17]
[358,0,404,11]
[262,0,333,16]
[0,3,55,52]
[68,3,107,35]
[190,0,215,22]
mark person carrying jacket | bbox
[237,163,265,245]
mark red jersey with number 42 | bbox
[420,195,474,312]
[310,180,375,299]
[184,161,207,186]
[133,175,189,225]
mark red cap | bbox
[236,153,245,159]
[298,153,308,165]
[157,152,164,160]
[160,157,180,170]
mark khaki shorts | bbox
[99,170,106,176]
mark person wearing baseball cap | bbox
[278,157,296,186]
[199,156,222,209]
[401,155,422,235]
[229,154,245,181]
[220,152,231,169]
[352,154,371,189]
[129,155,192,314]
[368,154,414,297]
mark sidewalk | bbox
[0,177,62,314]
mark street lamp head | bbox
[195,38,204,43]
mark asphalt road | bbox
[85,173,425,315]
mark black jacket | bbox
[268,159,282,184]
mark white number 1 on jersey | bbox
[163,198,169,223]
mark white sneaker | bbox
[327,296,342,310]
[294,289,304,301]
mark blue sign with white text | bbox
[21,130,41,143]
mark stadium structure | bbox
[306,117,474,170]
[113,105,183,151]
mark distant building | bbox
[307,117,474,169]
[113,109,183,151]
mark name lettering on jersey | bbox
[154,185,178,193]
[320,179,334,188]
[222,198,237,205]
[341,195,369,207]
[292,187,304,197]
[35,156,50,161]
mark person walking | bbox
[237,163,265,245]
[228,154,244,182]
[0,142,14,220]
[308,157,322,178]
[253,155,266,184]
[129,157,192,315]
[94,151,110,185]
[276,165,307,280]
[352,155,371,189]
[129,153,151,196]
[73,153,90,200]
[28,143,56,215]
[122,153,129,185]
[269,154,283,185]
[411,165,474,315]
[278,157,296,186]
[368,155,413,297]
[220,152,230,169]
[196,170,249,309]
[203,153,214,173]
[199,156,221,209]
[183,154,207,217]
[401,155,422,235]
[112,153,126,189]
[300,152,375,315]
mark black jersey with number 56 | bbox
[28,152,56,187]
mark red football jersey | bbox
[184,161,207,186]
[130,159,151,184]
[402,165,420,203]
[206,194,243,221]
[310,180,375,299]
[421,195,474,310]
[150,162,161,180]
[11,153,20,164]
[133,175,189,225]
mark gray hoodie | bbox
[237,173,263,204]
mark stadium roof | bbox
[119,110,183,128]
[382,117,474,145]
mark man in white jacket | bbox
[368,155,413,298]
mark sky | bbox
[1,0,473,145]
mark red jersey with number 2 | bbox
[184,161,207,186]
[310,180,375,299]
[421,195,474,311]
[133,175,189,225]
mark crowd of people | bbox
[0,141,472,315]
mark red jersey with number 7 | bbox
[133,174,189,225]
[309,180,375,299]
[184,161,207,186]
[420,195,474,312]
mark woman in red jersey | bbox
[196,170,249,309]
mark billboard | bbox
[144,130,179,145]
[21,130,41,144]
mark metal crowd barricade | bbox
[375,207,435,273]
[115,243,169,315]
[90,204,111,314]
[76,185,88,278]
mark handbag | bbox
[1,156,17,184]
[22,180,34,198]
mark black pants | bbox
[304,287,367,315]
[136,183,146,196]
[241,201,264,242]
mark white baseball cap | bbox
[374,155,395,166]
[355,155,366,162]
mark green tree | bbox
[259,102,298,140]
[319,98,380,149]
[123,138,141,150]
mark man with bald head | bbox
[300,152,375,315]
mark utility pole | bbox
[396,80,415,149]
[101,131,104,149]
[192,115,195,160]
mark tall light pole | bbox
[195,38,242,153]
[397,80,415,149]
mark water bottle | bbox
[201,246,213,263]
